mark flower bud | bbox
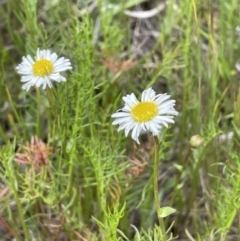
[190,135,204,148]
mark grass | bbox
[0,0,240,240]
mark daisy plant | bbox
[111,87,178,237]
[16,48,72,91]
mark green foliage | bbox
[93,201,126,241]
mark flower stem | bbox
[46,88,57,119]
[153,136,166,239]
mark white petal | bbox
[112,116,132,125]
[36,48,41,60]
[25,55,34,65]
[141,88,155,102]
[157,116,175,123]
[51,53,58,63]
[22,82,33,91]
[159,100,176,109]
[50,73,66,82]
[156,94,171,105]
[149,122,160,135]
[131,124,142,143]
[111,112,131,118]
[123,94,138,108]
[124,121,136,136]
[54,64,72,72]
[118,120,134,133]
[53,57,65,66]
[46,49,51,59]
[21,75,34,82]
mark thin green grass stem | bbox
[46,88,57,119]
[4,158,30,240]
[66,88,82,196]
[36,88,41,137]
[153,136,166,240]
[5,87,27,140]
[5,87,21,123]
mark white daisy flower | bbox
[16,48,72,91]
[111,87,178,144]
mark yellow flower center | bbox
[32,59,53,77]
[131,102,158,122]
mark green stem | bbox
[5,158,30,240]
[36,88,41,137]
[5,87,26,138]
[46,88,57,119]
[219,208,237,241]
[153,136,166,239]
